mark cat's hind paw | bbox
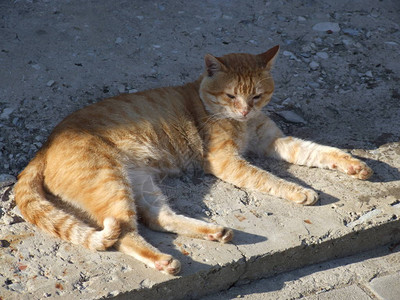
[154,256,181,275]
[288,188,319,206]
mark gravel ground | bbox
[1,0,400,299]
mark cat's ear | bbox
[258,45,280,70]
[204,54,225,77]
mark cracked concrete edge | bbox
[109,219,400,300]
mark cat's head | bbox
[199,45,279,122]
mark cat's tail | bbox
[14,152,121,250]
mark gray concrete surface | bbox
[204,244,400,300]
[1,0,400,299]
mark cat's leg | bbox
[205,150,318,205]
[249,114,373,180]
[131,171,233,242]
[87,184,181,275]
[84,183,181,275]
[50,170,180,274]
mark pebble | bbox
[297,16,306,22]
[31,64,41,70]
[276,111,307,124]
[115,37,123,44]
[385,41,398,46]
[282,97,295,108]
[283,50,300,62]
[316,52,329,59]
[0,239,10,247]
[0,174,16,188]
[309,61,320,70]
[117,84,126,93]
[0,108,14,120]
[365,71,373,78]
[342,28,360,36]
[312,22,340,32]
[46,80,55,87]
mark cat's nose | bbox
[241,110,249,117]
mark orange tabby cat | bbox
[14,45,372,275]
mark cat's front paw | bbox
[206,227,234,243]
[288,188,319,206]
[154,255,181,275]
[332,154,373,180]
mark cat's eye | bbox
[226,93,235,99]
[253,94,262,100]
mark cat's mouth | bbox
[235,115,251,122]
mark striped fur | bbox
[14,45,372,275]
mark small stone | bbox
[342,39,353,47]
[140,278,155,288]
[0,239,10,247]
[128,89,138,94]
[365,71,373,78]
[283,51,300,62]
[309,81,320,89]
[46,80,55,87]
[312,22,340,33]
[309,61,320,70]
[282,97,298,108]
[0,174,16,188]
[11,206,23,218]
[0,108,14,120]
[316,52,329,59]
[115,37,123,44]
[297,16,306,22]
[31,64,41,70]
[117,84,126,93]
[342,28,360,36]
[276,111,307,124]
[385,41,398,46]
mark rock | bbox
[316,52,329,59]
[46,80,55,87]
[312,22,340,32]
[115,37,123,44]
[298,16,306,22]
[31,64,41,70]
[0,108,14,120]
[0,239,10,247]
[283,50,300,62]
[0,174,16,188]
[282,97,295,108]
[117,84,126,93]
[276,111,307,124]
[365,71,373,78]
[342,28,360,36]
[309,61,320,70]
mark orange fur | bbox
[14,45,372,275]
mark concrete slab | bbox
[204,244,400,299]
[305,285,372,300]
[368,272,400,300]
[1,0,400,299]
